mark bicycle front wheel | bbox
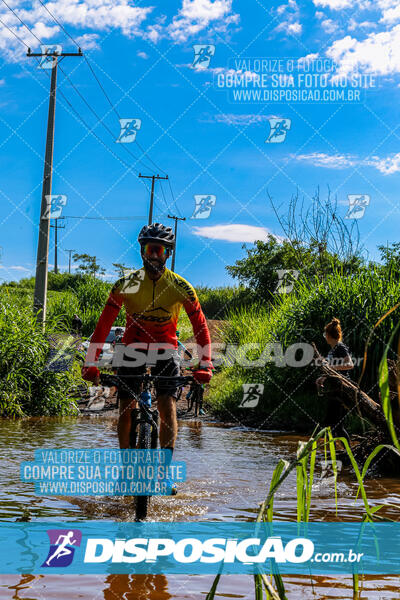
[135,420,151,521]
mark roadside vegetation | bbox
[207,191,400,435]
[2,190,400,426]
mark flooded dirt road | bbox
[0,415,399,599]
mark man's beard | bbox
[142,255,166,275]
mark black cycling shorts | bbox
[116,349,181,400]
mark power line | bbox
[81,57,168,175]
[32,0,182,216]
[36,0,172,180]
[2,0,184,222]
[64,215,147,220]
[0,0,42,45]
[159,179,171,212]
[0,15,30,48]
[35,0,168,176]
[1,0,155,175]
[36,0,80,49]
[167,175,183,218]
[56,64,155,172]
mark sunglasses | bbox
[142,243,168,258]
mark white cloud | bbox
[379,2,400,24]
[0,79,4,86]
[137,50,149,59]
[369,153,400,174]
[207,66,259,82]
[313,0,354,8]
[167,0,239,42]
[274,0,303,36]
[0,265,31,271]
[293,151,400,174]
[192,224,278,243]
[75,33,100,50]
[347,18,377,30]
[201,113,275,126]
[0,0,152,60]
[326,24,400,76]
[321,18,339,33]
[294,152,357,168]
[0,0,239,61]
[287,22,302,34]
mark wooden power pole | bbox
[50,217,65,274]
[27,47,82,324]
[168,214,186,272]
[139,173,168,224]
[64,249,75,274]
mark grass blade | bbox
[206,573,221,600]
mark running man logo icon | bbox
[192,45,215,69]
[42,529,82,567]
[265,118,291,143]
[43,194,67,219]
[116,118,142,144]
[191,195,216,219]
[38,45,62,69]
[345,194,370,220]
[240,384,264,408]
[274,270,299,294]
[120,268,146,294]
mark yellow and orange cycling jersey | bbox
[88,267,212,367]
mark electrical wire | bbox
[167,175,183,217]
[64,215,147,220]
[0,15,30,48]
[36,0,169,177]
[0,0,42,44]
[1,0,184,218]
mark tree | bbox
[113,262,130,278]
[269,186,363,274]
[72,253,105,278]
[377,242,400,278]
[227,188,365,296]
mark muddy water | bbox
[0,415,399,599]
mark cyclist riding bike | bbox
[82,223,213,490]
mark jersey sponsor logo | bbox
[172,277,196,302]
[131,313,171,323]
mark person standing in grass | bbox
[316,318,354,439]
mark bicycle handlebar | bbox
[100,373,196,387]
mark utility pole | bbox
[50,217,65,274]
[64,249,75,274]
[28,46,82,325]
[168,214,186,272]
[138,173,168,225]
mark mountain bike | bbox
[186,379,204,417]
[100,372,197,521]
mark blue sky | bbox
[1,0,400,287]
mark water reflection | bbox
[104,575,171,600]
[183,421,203,450]
[7,574,38,600]
[1,417,400,598]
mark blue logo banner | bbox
[1,522,400,575]
[20,449,186,496]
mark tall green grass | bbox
[207,425,399,599]
[208,268,400,428]
[1,277,125,337]
[0,290,82,417]
[197,285,254,319]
